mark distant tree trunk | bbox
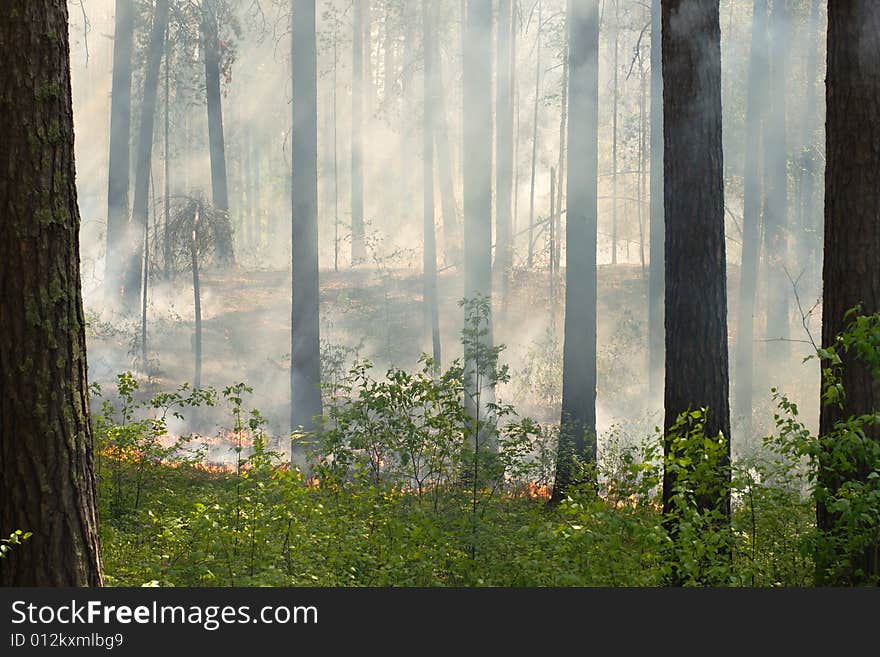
[332,39,340,273]
[141,198,149,372]
[661,0,730,527]
[351,0,366,264]
[462,0,494,421]
[818,0,880,586]
[244,126,253,247]
[163,36,172,278]
[252,129,262,247]
[552,0,599,504]
[423,0,441,366]
[290,0,323,435]
[0,0,103,586]
[432,39,460,264]
[554,40,568,277]
[512,9,520,239]
[638,55,647,273]
[734,0,768,432]
[495,0,514,297]
[190,204,202,389]
[648,0,663,398]
[105,0,134,307]
[762,0,789,353]
[201,0,232,264]
[611,0,619,265]
[125,0,169,312]
[527,0,542,269]
[549,166,556,282]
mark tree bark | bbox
[661,0,731,522]
[0,0,103,586]
[125,0,168,312]
[527,0,542,269]
[818,0,880,586]
[105,0,134,307]
[552,0,599,503]
[291,0,323,435]
[611,0,619,265]
[734,0,768,432]
[423,0,441,367]
[495,0,514,294]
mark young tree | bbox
[661,0,730,521]
[647,0,663,397]
[290,0,323,435]
[552,0,599,503]
[818,0,880,585]
[0,0,103,585]
[105,0,134,307]
[734,0,768,432]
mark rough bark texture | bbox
[423,0,441,366]
[818,0,880,585]
[290,0,323,435]
[202,1,232,263]
[661,0,730,518]
[462,0,493,421]
[105,0,133,306]
[648,0,664,398]
[0,0,103,586]
[125,0,168,312]
[734,0,768,431]
[552,0,599,503]
[351,0,366,264]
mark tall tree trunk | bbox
[351,0,366,264]
[552,0,599,503]
[661,0,731,531]
[0,0,103,586]
[163,35,172,278]
[527,0,542,269]
[611,0,619,265]
[462,0,494,422]
[554,40,568,277]
[648,0,663,398]
[734,0,768,432]
[253,129,262,247]
[495,0,514,297]
[105,0,134,307]
[432,37,460,264]
[125,0,169,312]
[191,204,202,389]
[762,0,789,353]
[638,53,647,273]
[818,0,880,586]
[290,0,323,435]
[332,39,340,273]
[423,0,441,367]
[202,0,232,264]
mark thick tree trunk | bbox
[202,1,232,264]
[0,0,103,586]
[648,0,663,398]
[552,0,599,504]
[495,0,514,295]
[661,0,730,523]
[351,0,366,264]
[290,0,323,435]
[423,0,441,367]
[105,0,134,307]
[762,0,789,353]
[462,0,494,422]
[125,0,168,312]
[734,0,768,432]
[818,0,880,586]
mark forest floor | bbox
[84,262,821,464]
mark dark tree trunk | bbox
[648,0,663,398]
[661,0,731,522]
[423,0,441,367]
[125,0,169,312]
[462,0,494,421]
[290,0,323,435]
[818,0,880,586]
[201,0,232,264]
[552,0,599,504]
[0,0,103,586]
[734,0,768,432]
[105,0,134,307]
[762,0,789,353]
[495,0,514,295]
[351,0,366,264]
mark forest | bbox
[0,0,878,588]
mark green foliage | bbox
[0,530,32,559]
